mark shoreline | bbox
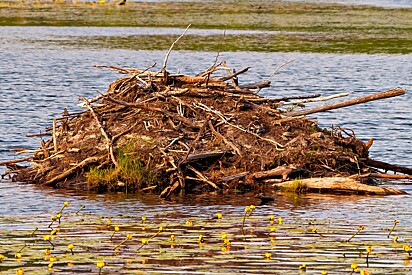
[0,1,411,54]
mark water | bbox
[0,26,411,274]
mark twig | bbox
[277,92,350,106]
[208,120,242,157]
[80,97,118,166]
[162,24,191,72]
[268,60,294,80]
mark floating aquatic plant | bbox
[76,205,85,215]
[347,225,364,242]
[388,220,399,238]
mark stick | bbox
[364,159,412,175]
[43,156,105,186]
[208,120,242,157]
[267,59,294,80]
[161,24,191,72]
[0,158,31,166]
[80,97,118,166]
[52,119,58,153]
[220,66,251,81]
[284,88,406,117]
[352,173,412,180]
[278,92,350,106]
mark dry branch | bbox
[285,88,406,117]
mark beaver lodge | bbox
[1,57,411,198]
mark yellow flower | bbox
[141,216,146,222]
[50,230,57,235]
[170,235,176,241]
[186,220,193,226]
[270,227,276,232]
[360,271,370,275]
[244,206,250,213]
[249,205,256,210]
[404,244,411,252]
[216,213,223,219]
[51,216,57,221]
[269,215,275,221]
[48,263,53,269]
[223,238,231,246]
[106,219,112,226]
[0,254,5,261]
[366,246,372,253]
[126,234,133,240]
[114,226,120,232]
[49,256,57,262]
[141,227,146,231]
[67,262,74,267]
[359,225,365,230]
[64,201,69,207]
[96,261,105,268]
[44,235,50,241]
[299,264,306,270]
[394,236,399,243]
[44,249,51,255]
[56,213,62,219]
[394,219,399,224]
[68,244,74,250]
[198,234,204,243]
[220,233,227,239]
[321,270,328,275]
[351,262,358,269]
[142,239,149,245]
[158,226,164,232]
[278,217,283,225]
[14,253,21,259]
[311,227,317,233]
[264,252,271,259]
[16,268,24,275]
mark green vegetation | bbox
[86,139,157,192]
[1,0,411,53]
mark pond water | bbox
[0,26,411,274]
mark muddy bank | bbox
[1,59,410,197]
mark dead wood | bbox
[363,159,412,175]
[285,88,406,117]
[1,58,409,196]
[273,177,407,195]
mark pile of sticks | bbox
[1,55,410,197]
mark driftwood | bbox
[273,177,407,195]
[285,88,405,117]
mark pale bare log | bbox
[273,177,406,195]
[285,88,406,117]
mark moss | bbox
[85,139,157,192]
[286,178,308,194]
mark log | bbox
[364,159,412,175]
[251,165,301,180]
[284,88,406,117]
[273,177,406,195]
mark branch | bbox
[162,24,191,72]
[284,88,406,117]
